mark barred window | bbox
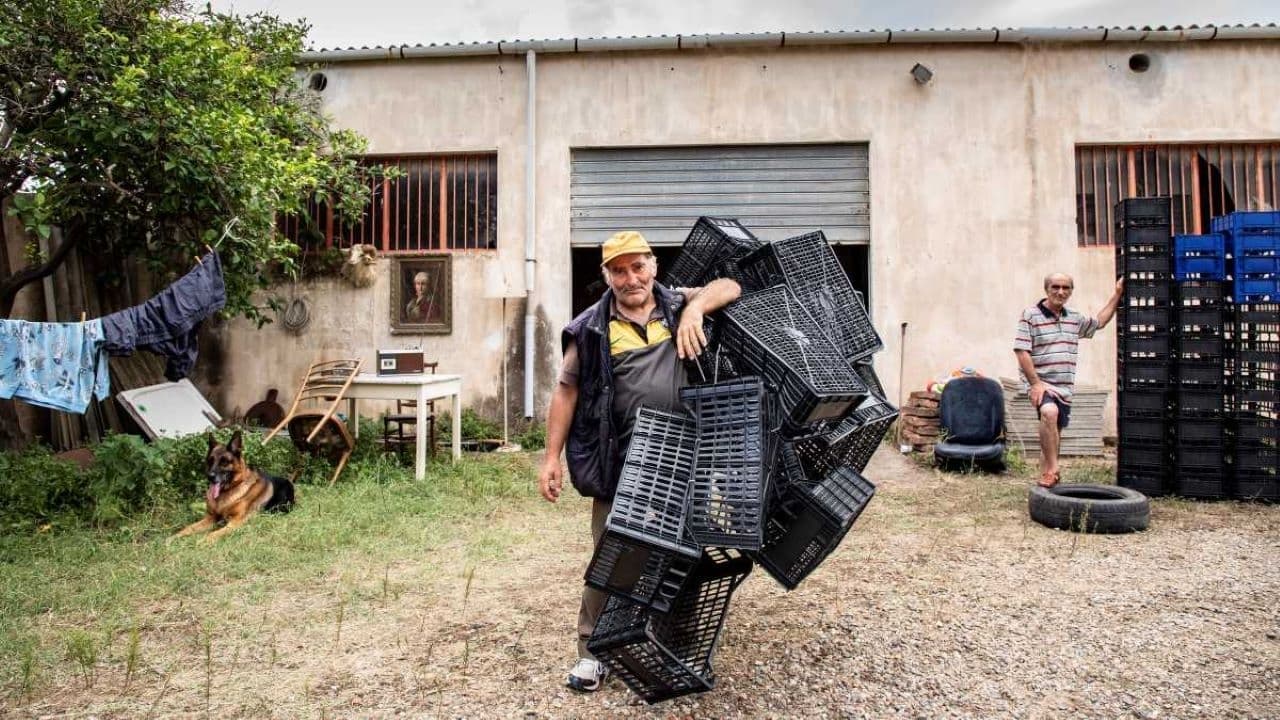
[1075,143,1280,246]
[280,153,497,252]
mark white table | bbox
[345,373,462,480]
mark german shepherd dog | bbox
[173,431,295,542]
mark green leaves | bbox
[1,0,378,322]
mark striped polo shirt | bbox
[1013,300,1099,404]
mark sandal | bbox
[1038,470,1060,488]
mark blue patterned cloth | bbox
[0,319,110,413]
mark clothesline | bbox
[0,252,226,415]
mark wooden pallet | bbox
[1000,377,1107,457]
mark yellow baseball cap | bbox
[600,231,652,266]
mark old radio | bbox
[376,349,425,375]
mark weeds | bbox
[123,622,141,691]
[63,630,97,689]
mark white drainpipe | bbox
[523,49,536,418]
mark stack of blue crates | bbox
[1212,211,1280,302]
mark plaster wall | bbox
[220,41,1280,434]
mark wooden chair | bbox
[382,361,438,460]
[265,359,362,486]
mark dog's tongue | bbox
[206,483,221,502]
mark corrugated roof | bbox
[301,24,1280,62]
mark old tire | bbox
[1028,483,1150,534]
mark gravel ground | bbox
[9,449,1280,719]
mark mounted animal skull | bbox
[341,243,378,288]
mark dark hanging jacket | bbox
[561,284,685,500]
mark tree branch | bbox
[0,226,82,308]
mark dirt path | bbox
[10,449,1280,719]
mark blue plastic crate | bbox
[1234,277,1280,303]
[1174,234,1225,257]
[1236,256,1280,276]
[1175,255,1226,281]
[1233,233,1280,258]
[1211,211,1280,234]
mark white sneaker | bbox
[566,658,609,692]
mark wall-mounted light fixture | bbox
[910,63,933,85]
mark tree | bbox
[0,0,377,321]
[0,0,380,448]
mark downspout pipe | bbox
[523,49,536,418]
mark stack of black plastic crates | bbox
[1116,204,1280,502]
[1115,198,1176,496]
[584,217,893,704]
[1215,212,1280,501]
[1168,230,1230,498]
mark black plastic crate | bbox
[718,285,868,431]
[1118,415,1166,443]
[1119,362,1171,391]
[738,232,883,363]
[587,408,702,610]
[1177,389,1227,415]
[1117,389,1170,414]
[1177,307,1228,333]
[1237,303,1280,326]
[1175,472,1229,500]
[1115,197,1172,228]
[854,360,886,400]
[607,407,699,552]
[793,393,899,474]
[1176,362,1226,389]
[1118,440,1170,467]
[1234,470,1279,502]
[1118,252,1172,278]
[1233,445,1279,471]
[1177,281,1228,307]
[1125,280,1173,304]
[1175,417,1227,446]
[1119,334,1170,361]
[1231,342,1280,370]
[1119,306,1172,331]
[1176,446,1226,469]
[1234,413,1280,446]
[679,378,778,550]
[1177,335,1226,358]
[588,550,752,704]
[1116,462,1168,497]
[751,443,875,590]
[585,533,702,614]
[663,217,763,289]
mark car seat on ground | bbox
[934,376,1007,472]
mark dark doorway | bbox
[569,244,871,319]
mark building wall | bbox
[220,41,1280,433]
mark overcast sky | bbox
[208,0,1278,50]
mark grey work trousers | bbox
[576,498,612,659]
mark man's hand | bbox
[1115,276,1125,296]
[676,304,708,360]
[538,458,563,503]
[1029,381,1048,406]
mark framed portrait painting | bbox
[390,254,452,334]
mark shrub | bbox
[84,434,175,526]
[514,422,546,450]
[437,409,502,445]
[0,445,85,531]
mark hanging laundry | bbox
[0,319,110,414]
[102,251,227,381]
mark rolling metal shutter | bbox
[570,144,869,246]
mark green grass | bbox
[0,451,540,699]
